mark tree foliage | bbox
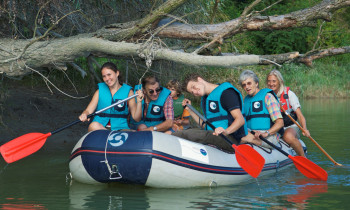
[0,0,349,83]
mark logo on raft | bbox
[107,132,129,147]
[200,148,207,156]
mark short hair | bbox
[166,79,182,96]
[182,73,203,92]
[267,69,285,96]
[141,75,160,88]
[101,62,123,84]
[239,70,259,87]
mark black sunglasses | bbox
[148,87,162,94]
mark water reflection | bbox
[0,99,349,209]
[0,200,47,210]
[68,174,329,210]
[285,179,328,209]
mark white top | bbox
[279,89,301,112]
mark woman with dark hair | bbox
[79,62,143,132]
[266,69,309,157]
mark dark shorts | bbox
[172,128,240,153]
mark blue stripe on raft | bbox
[71,149,246,175]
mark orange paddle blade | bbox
[233,144,265,178]
[0,132,51,163]
[290,155,328,181]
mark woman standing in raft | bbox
[79,62,144,132]
[266,69,310,157]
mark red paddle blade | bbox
[290,155,328,181]
[0,132,51,163]
[233,144,265,178]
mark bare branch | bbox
[1,10,81,64]
[25,64,88,99]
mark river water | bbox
[0,99,349,209]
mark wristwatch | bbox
[266,130,270,135]
[153,126,157,131]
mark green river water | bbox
[0,99,349,209]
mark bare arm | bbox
[79,90,99,122]
[128,90,143,122]
[214,108,245,136]
[269,118,284,135]
[255,93,284,138]
[295,107,310,137]
[141,95,174,132]
[176,117,190,126]
[181,98,207,128]
[144,119,173,132]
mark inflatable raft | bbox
[69,130,306,188]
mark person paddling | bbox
[172,73,247,152]
[239,70,284,149]
[79,62,143,132]
[267,69,309,157]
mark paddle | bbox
[250,130,328,181]
[280,106,342,166]
[185,104,265,178]
[0,94,138,163]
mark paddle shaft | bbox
[280,106,342,166]
[51,94,138,135]
[250,130,289,156]
[251,130,328,181]
[186,104,266,178]
[0,94,139,163]
[185,104,235,146]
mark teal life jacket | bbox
[93,83,132,130]
[243,88,277,130]
[142,87,171,127]
[201,82,246,132]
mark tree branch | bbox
[157,0,350,40]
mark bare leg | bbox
[283,128,305,157]
[241,132,263,146]
[137,124,148,131]
[164,130,172,134]
[88,122,107,132]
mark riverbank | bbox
[0,84,90,144]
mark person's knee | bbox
[164,130,172,135]
[88,122,105,132]
[137,124,147,131]
[241,133,254,143]
[283,132,299,145]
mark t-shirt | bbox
[220,88,241,112]
[202,88,245,140]
[286,90,301,111]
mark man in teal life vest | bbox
[239,70,284,148]
[172,73,247,153]
[136,75,174,132]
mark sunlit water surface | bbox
[0,99,349,209]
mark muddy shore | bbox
[0,85,91,145]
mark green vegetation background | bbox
[1,0,349,99]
